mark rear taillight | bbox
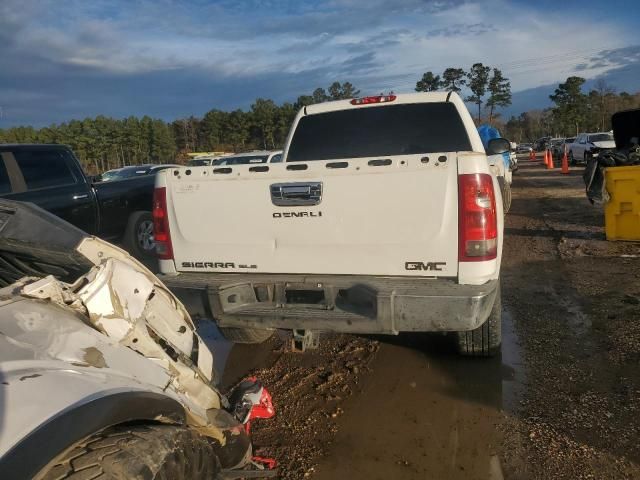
[458,174,497,262]
[153,187,173,260]
[350,95,396,105]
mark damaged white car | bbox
[0,200,275,480]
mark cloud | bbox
[578,45,640,70]
[0,0,639,127]
[427,22,496,37]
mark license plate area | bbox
[285,288,325,305]
[217,282,377,318]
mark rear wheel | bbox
[219,326,275,344]
[497,177,512,213]
[123,211,155,260]
[456,284,502,357]
[39,425,219,480]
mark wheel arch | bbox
[1,390,185,480]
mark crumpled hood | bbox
[592,140,616,149]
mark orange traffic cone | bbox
[546,149,554,169]
[543,149,548,167]
[529,150,535,161]
[561,147,569,174]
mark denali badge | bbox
[273,211,322,218]
[405,261,446,271]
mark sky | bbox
[1,0,639,127]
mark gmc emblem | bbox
[405,261,446,271]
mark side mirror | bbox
[487,138,511,155]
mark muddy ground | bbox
[185,156,640,479]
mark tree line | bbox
[502,77,640,143]
[0,116,175,175]
[0,81,360,174]
[415,64,512,123]
[1,70,638,173]
[173,81,359,155]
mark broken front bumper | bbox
[0,199,276,477]
[161,273,499,334]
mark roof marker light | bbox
[350,95,397,105]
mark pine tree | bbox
[251,98,278,150]
[486,68,512,124]
[549,76,587,135]
[466,63,491,123]
[415,72,442,92]
[441,68,466,93]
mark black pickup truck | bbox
[0,144,163,259]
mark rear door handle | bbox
[270,182,322,206]
[72,193,89,200]
[282,185,310,197]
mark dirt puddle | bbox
[311,307,524,480]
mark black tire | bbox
[39,425,219,480]
[219,326,275,344]
[497,177,512,213]
[503,181,512,213]
[456,283,502,357]
[123,211,155,260]
[569,151,576,166]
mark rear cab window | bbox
[12,149,78,190]
[287,102,472,162]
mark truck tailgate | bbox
[164,156,458,277]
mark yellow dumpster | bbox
[605,165,640,241]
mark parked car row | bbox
[187,150,282,167]
[186,150,283,166]
[551,137,575,160]
[517,132,615,166]
[516,143,533,154]
[187,155,222,166]
[213,150,283,165]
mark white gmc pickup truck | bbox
[156,92,507,356]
